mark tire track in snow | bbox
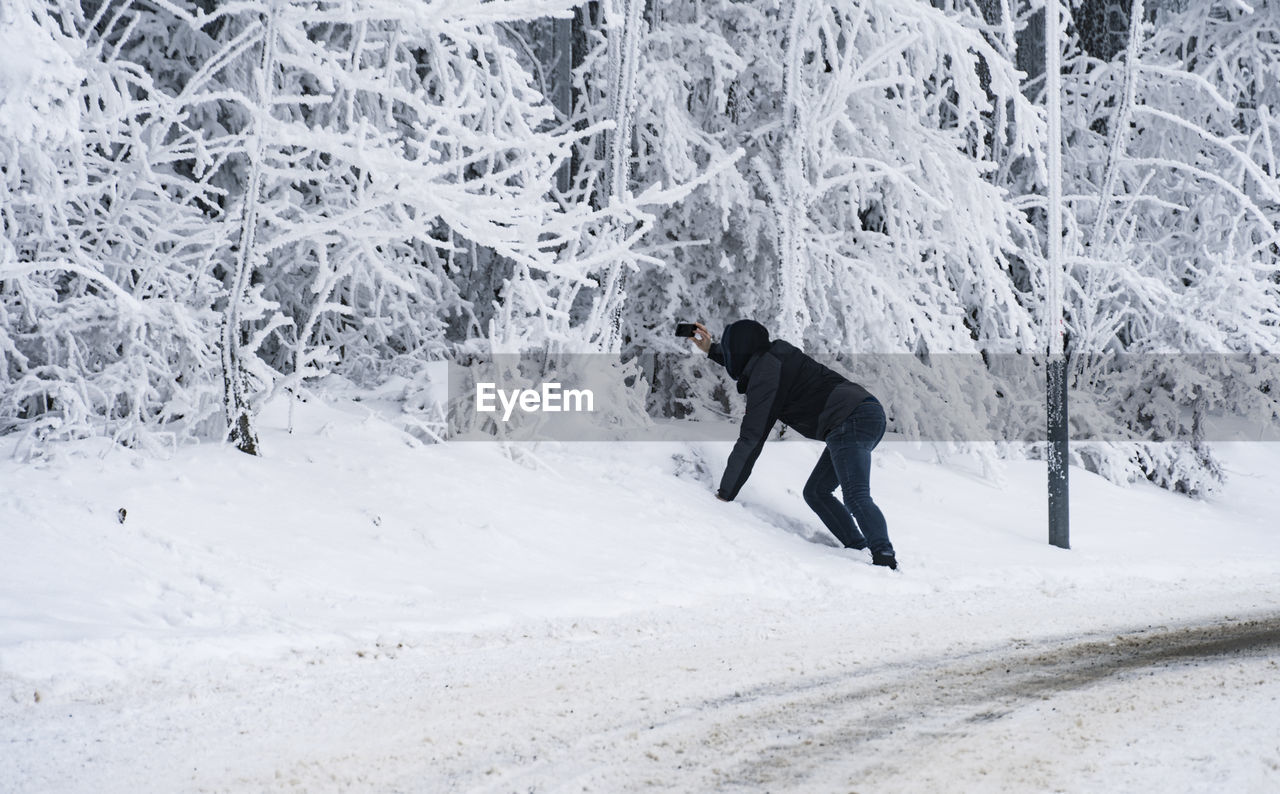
[719,613,1280,792]
[481,613,1280,792]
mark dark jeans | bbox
[802,398,893,556]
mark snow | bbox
[0,2,82,147]
[2,395,1280,791]
[4,2,1279,788]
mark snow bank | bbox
[2,394,1279,695]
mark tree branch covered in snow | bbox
[1057,0,1280,493]
[3,0,1278,493]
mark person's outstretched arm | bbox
[716,353,780,501]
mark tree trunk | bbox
[585,0,644,353]
[553,15,573,194]
[222,1,281,456]
[775,0,814,345]
[1089,0,1145,252]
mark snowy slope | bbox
[2,396,1279,791]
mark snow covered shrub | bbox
[1,1,223,454]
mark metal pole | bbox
[1048,355,1070,548]
[1045,0,1069,549]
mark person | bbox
[690,320,897,569]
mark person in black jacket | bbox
[690,320,897,569]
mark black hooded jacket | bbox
[709,323,872,501]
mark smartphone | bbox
[674,322,697,338]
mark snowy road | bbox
[604,615,1280,794]
[5,594,1279,793]
[477,610,1280,793]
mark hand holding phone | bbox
[680,321,713,354]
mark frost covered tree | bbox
[1056,0,1280,492]
[5,0,1275,497]
[570,0,1047,442]
[1,1,223,454]
[153,0,599,452]
[3,0,607,453]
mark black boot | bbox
[871,551,897,570]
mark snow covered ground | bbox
[3,397,1279,792]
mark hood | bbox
[720,319,771,381]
